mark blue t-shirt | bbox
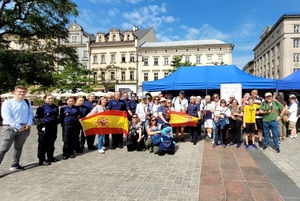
[157,106,168,125]
[187,103,200,117]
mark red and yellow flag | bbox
[169,111,199,127]
[79,110,128,136]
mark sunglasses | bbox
[151,119,157,122]
[132,116,138,119]
[213,96,218,98]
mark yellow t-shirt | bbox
[243,104,259,123]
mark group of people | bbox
[202,89,299,153]
[1,86,299,170]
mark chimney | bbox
[133,26,139,31]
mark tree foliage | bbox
[53,62,94,93]
[170,55,196,72]
[0,0,79,93]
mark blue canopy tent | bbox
[276,70,300,90]
[142,65,277,91]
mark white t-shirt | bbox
[172,96,188,112]
[288,103,298,122]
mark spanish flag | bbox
[80,110,128,136]
[169,111,199,127]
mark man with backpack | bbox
[0,85,33,170]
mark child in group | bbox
[243,97,259,150]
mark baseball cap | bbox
[180,90,185,94]
[265,92,272,97]
[142,95,147,99]
[160,97,167,102]
[289,94,296,99]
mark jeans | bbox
[263,121,279,149]
[98,134,104,150]
[0,126,30,166]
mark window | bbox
[293,68,300,72]
[154,58,158,65]
[185,56,190,63]
[207,55,212,63]
[144,58,148,66]
[294,25,300,33]
[121,71,126,80]
[164,72,169,77]
[196,56,201,64]
[112,34,116,41]
[127,34,130,40]
[130,53,135,62]
[71,35,77,43]
[101,72,105,80]
[293,39,300,48]
[164,57,169,65]
[110,72,115,80]
[154,73,158,80]
[130,71,134,80]
[218,55,223,63]
[293,53,300,62]
[121,54,126,63]
[111,54,116,63]
[83,51,88,58]
[144,73,148,81]
[101,55,106,64]
[93,55,98,64]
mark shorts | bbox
[255,118,263,130]
[204,119,213,128]
[244,123,255,134]
[288,121,297,130]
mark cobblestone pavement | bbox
[0,125,203,201]
[261,137,300,189]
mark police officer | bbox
[75,96,90,153]
[107,91,126,149]
[83,93,97,150]
[35,94,59,165]
[60,97,80,159]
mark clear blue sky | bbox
[71,0,300,69]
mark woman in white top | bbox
[288,94,298,139]
[86,97,108,153]
[213,99,231,148]
[151,96,161,117]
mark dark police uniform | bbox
[187,103,201,145]
[107,99,126,149]
[60,105,80,159]
[76,104,90,152]
[35,103,59,164]
[84,100,97,150]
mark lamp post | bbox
[136,54,139,93]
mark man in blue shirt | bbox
[107,91,126,149]
[0,85,33,170]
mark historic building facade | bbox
[252,14,300,79]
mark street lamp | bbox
[136,54,139,93]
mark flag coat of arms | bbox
[80,110,128,136]
[169,111,199,127]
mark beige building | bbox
[89,27,157,91]
[253,14,300,79]
[137,40,234,91]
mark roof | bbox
[140,39,229,48]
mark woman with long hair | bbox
[145,116,162,154]
[86,97,108,153]
[127,114,144,151]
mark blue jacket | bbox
[35,103,59,124]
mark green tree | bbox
[53,62,94,93]
[0,0,79,93]
[170,55,196,72]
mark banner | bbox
[80,110,128,136]
[169,111,199,127]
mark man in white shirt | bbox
[172,90,188,142]
[136,95,151,140]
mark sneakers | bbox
[252,144,258,150]
[98,149,105,154]
[229,142,234,146]
[10,164,25,171]
[276,148,280,153]
[102,146,106,150]
[290,136,295,140]
[258,141,263,148]
[212,143,217,148]
[245,145,249,150]
[222,144,226,148]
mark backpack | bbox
[159,135,175,152]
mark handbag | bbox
[152,134,162,145]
